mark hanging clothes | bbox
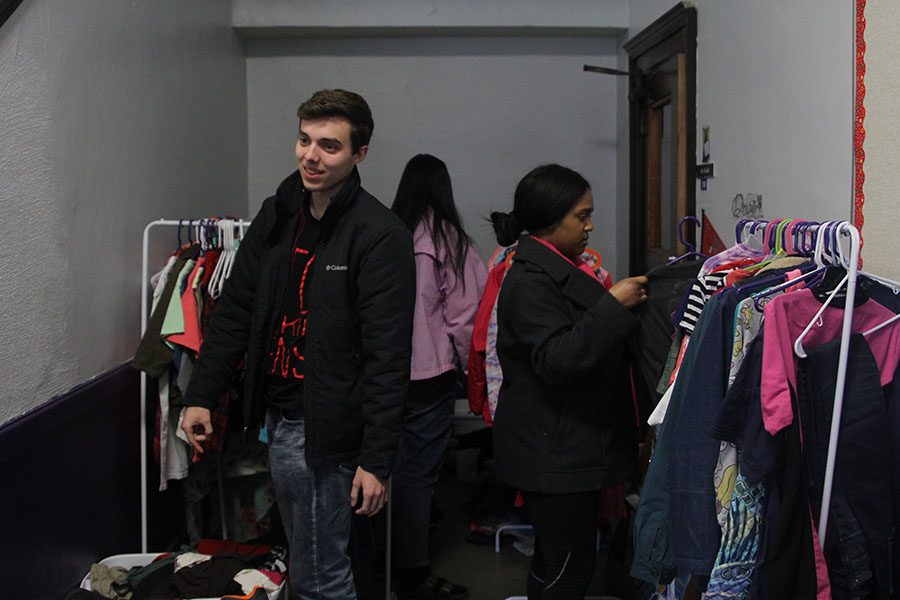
[760,287,900,436]
[633,219,900,599]
[798,334,895,598]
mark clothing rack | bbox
[139,218,251,552]
[735,218,860,546]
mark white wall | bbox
[0,0,248,424]
[625,0,854,251]
[245,34,622,266]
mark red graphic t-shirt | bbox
[265,203,320,410]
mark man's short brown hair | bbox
[297,89,374,153]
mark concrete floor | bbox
[428,475,533,599]
[373,413,639,600]
[423,461,633,599]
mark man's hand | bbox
[181,406,212,454]
[350,467,388,516]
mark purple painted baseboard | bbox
[0,364,142,599]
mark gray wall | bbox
[233,0,628,31]
[0,0,860,425]
[246,35,622,266]
[0,1,248,424]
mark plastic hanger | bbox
[795,221,817,256]
[667,216,707,264]
[750,265,824,311]
[735,218,755,244]
[812,221,836,267]
[209,219,238,299]
[793,221,855,358]
[863,311,900,337]
[222,220,237,281]
[860,271,900,294]
[793,269,849,358]
[207,219,230,298]
[774,219,792,255]
[750,220,767,245]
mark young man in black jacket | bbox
[181,89,416,599]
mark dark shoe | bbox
[396,573,469,600]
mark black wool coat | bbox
[493,235,640,493]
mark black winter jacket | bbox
[185,168,415,478]
[493,235,639,493]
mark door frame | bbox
[624,3,697,275]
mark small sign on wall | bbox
[696,162,715,179]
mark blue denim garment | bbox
[633,301,719,585]
[667,270,806,578]
[668,291,736,577]
[267,409,357,600]
[632,268,809,585]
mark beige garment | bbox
[754,255,809,275]
[89,563,132,599]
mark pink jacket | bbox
[410,219,488,381]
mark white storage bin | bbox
[80,552,283,600]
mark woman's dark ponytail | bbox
[490,165,590,247]
[490,210,523,246]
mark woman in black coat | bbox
[491,164,648,599]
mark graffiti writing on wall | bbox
[731,193,764,219]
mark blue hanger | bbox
[735,219,752,244]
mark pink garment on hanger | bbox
[760,288,900,435]
[810,517,832,600]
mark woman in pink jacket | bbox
[390,154,487,599]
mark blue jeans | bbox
[267,409,357,599]
[392,371,456,567]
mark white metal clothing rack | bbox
[140,219,394,600]
[811,222,859,546]
[736,219,861,546]
[139,218,251,552]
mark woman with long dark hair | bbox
[390,154,487,599]
[491,164,648,598]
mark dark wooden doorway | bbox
[624,4,697,275]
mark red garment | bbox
[710,257,758,273]
[466,261,509,423]
[723,267,754,288]
[167,258,204,353]
[529,235,602,283]
[467,243,614,425]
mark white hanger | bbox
[221,221,237,282]
[861,271,900,294]
[207,219,231,299]
[863,312,900,337]
[793,271,849,358]
[793,221,851,358]
[812,221,832,267]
